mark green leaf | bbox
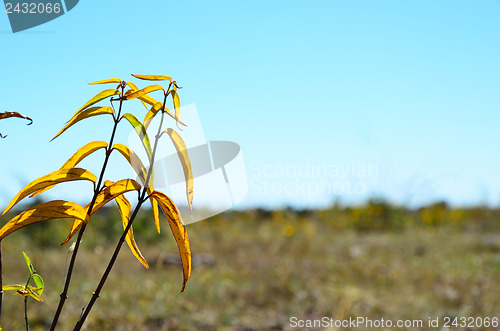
[122,113,153,161]
[31,274,44,296]
[23,252,34,274]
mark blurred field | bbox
[0,200,499,330]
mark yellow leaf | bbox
[170,90,181,129]
[3,168,97,216]
[126,82,139,91]
[126,82,149,110]
[112,144,148,185]
[164,128,193,214]
[27,287,43,302]
[124,85,164,101]
[60,141,108,170]
[143,102,187,130]
[61,217,84,245]
[91,179,142,214]
[31,141,108,198]
[2,284,24,291]
[0,201,90,240]
[77,89,119,113]
[151,191,191,292]
[87,78,122,85]
[149,190,160,234]
[61,179,142,245]
[132,74,172,82]
[52,106,114,141]
[138,94,159,108]
[143,102,164,130]
[112,144,161,233]
[113,144,160,233]
[115,194,149,269]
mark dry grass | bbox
[0,207,499,330]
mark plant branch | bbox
[24,296,29,331]
[74,93,169,330]
[50,85,126,330]
[0,242,3,323]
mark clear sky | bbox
[1,0,499,210]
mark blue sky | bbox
[1,0,499,210]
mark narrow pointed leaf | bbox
[3,168,97,216]
[31,141,108,198]
[151,191,191,292]
[31,274,44,295]
[132,74,172,82]
[112,144,148,185]
[165,128,193,213]
[138,94,159,108]
[143,102,186,130]
[0,200,90,240]
[23,252,34,274]
[115,194,149,269]
[2,285,24,291]
[52,106,114,140]
[61,179,142,245]
[143,102,163,130]
[170,90,181,129]
[124,85,164,101]
[0,111,33,124]
[112,144,161,233]
[92,179,142,213]
[27,287,43,302]
[61,218,84,245]
[77,89,119,113]
[149,189,161,234]
[87,78,122,85]
[60,141,108,170]
[122,113,153,161]
[126,82,149,109]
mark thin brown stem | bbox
[50,85,126,330]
